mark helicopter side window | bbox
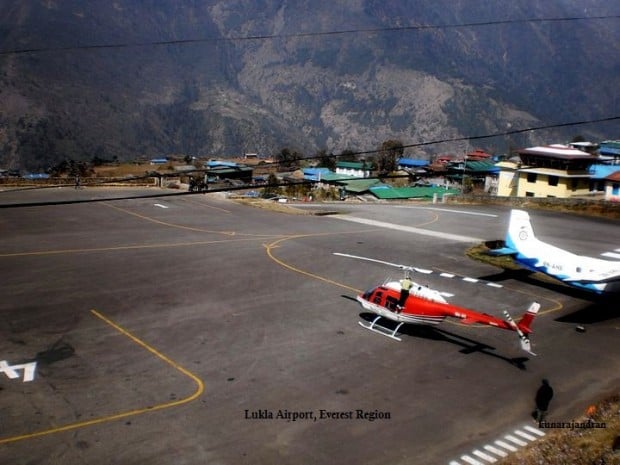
[373,291,383,304]
[362,289,374,300]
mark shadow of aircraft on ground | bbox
[357,312,531,370]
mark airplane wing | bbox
[487,246,517,256]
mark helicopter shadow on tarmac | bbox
[356,311,531,370]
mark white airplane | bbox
[491,209,620,294]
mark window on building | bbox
[548,175,559,187]
[526,191,534,197]
[527,173,537,183]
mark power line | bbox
[0,180,313,209]
[1,15,618,56]
[290,115,620,163]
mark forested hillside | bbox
[0,0,618,170]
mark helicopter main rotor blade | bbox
[333,253,433,274]
[334,252,504,290]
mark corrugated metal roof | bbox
[340,179,382,193]
[303,168,331,175]
[302,168,332,181]
[369,186,460,199]
[518,145,595,160]
[206,160,241,168]
[465,160,499,172]
[315,172,352,182]
[600,140,620,156]
[398,158,430,167]
[605,171,620,182]
[207,166,253,175]
[336,161,368,169]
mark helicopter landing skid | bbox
[358,316,404,341]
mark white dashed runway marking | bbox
[449,424,545,464]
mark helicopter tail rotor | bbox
[502,302,540,356]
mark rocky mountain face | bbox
[0,0,618,170]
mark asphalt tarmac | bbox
[1,187,618,465]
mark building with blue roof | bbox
[599,140,620,163]
[589,164,616,193]
[397,158,430,170]
[206,160,240,168]
[302,167,332,182]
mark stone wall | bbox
[446,194,620,219]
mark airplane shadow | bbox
[555,298,620,324]
[478,270,620,323]
[358,312,530,370]
[476,269,602,300]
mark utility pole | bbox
[461,151,468,193]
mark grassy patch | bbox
[465,242,562,286]
[498,395,620,464]
[467,242,620,463]
[93,163,154,177]
[465,242,521,271]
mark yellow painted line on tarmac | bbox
[0,309,204,445]
[263,212,439,294]
[264,232,378,294]
[103,202,280,237]
[266,235,361,293]
[105,201,237,234]
[181,196,232,213]
[0,237,267,258]
[263,211,440,292]
[264,221,562,330]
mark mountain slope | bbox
[0,0,618,170]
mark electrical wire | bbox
[1,15,618,56]
[1,113,618,208]
[1,13,617,205]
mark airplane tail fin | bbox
[505,209,536,251]
[502,301,540,355]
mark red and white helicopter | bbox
[334,253,540,355]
